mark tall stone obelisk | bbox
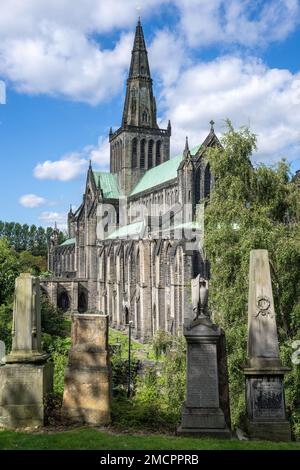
[242,250,291,441]
[0,274,53,428]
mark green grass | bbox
[109,328,155,360]
[0,428,299,450]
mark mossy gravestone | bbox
[61,313,111,425]
[0,273,53,429]
[242,250,291,441]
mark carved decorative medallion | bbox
[255,296,273,318]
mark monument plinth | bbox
[178,275,231,437]
[62,313,111,425]
[242,250,291,441]
[0,274,53,429]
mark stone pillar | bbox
[242,250,291,441]
[0,273,53,428]
[62,314,111,425]
[72,282,79,313]
[140,241,152,340]
[177,316,231,437]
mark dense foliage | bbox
[111,330,186,432]
[203,120,300,435]
[0,238,49,348]
[0,221,65,256]
[0,237,69,356]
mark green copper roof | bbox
[60,238,75,246]
[130,145,200,197]
[93,172,120,199]
[106,221,145,240]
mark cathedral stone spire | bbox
[110,18,171,195]
[128,18,150,78]
[122,18,157,128]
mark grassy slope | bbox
[0,428,299,450]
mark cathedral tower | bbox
[109,19,171,195]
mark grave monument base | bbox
[0,362,53,429]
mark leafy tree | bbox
[0,238,19,304]
[203,120,300,433]
[0,221,66,256]
[0,238,67,351]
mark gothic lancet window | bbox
[195,167,201,204]
[204,164,211,198]
[156,140,161,166]
[132,138,137,168]
[116,142,119,172]
[117,140,122,172]
[140,139,145,169]
[148,140,153,168]
[142,110,148,124]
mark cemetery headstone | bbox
[0,273,53,428]
[178,275,231,437]
[62,313,111,425]
[242,250,291,441]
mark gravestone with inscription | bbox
[242,250,291,441]
[178,275,231,437]
[0,273,53,428]
[62,313,111,425]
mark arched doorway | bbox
[125,306,130,325]
[78,290,88,313]
[57,291,70,313]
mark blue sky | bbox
[0,0,299,229]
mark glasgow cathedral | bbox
[42,19,221,341]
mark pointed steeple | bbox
[167,120,172,135]
[122,18,157,128]
[109,19,171,194]
[179,136,193,171]
[128,18,151,78]
[183,136,190,159]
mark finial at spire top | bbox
[210,120,215,131]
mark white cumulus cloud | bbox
[174,0,300,48]
[1,1,298,103]
[19,193,47,208]
[160,55,300,164]
[34,153,88,181]
[38,211,67,230]
[34,136,110,182]
[0,0,167,104]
